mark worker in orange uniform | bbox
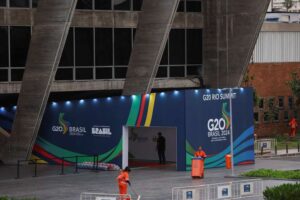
[117,166,131,200]
[194,146,207,178]
[289,117,298,138]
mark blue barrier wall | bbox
[0,88,254,171]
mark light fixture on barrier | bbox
[240,88,244,92]
[160,92,165,97]
[79,99,85,104]
[206,89,210,93]
[145,94,150,98]
[66,101,71,105]
[0,107,5,111]
[131,95,136,100]
[52,102,57,107]
[218,89,222,93]
[121,96,125,100]
[174,90,179,95]
[107,97,112,101]
[93,98,98,103]
[194,89,199,94]
[13,105,17,110]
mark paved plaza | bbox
[0,157,299,200]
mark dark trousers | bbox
[158,150,166,164]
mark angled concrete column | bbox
[0,0,77,163]
[203,0,270,88]
[122,0,180,95]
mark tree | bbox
[283,0,294,11]
[243,69,259,106]
[287,72,300,105]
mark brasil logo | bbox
[58,113,70,134]
[222,102,231,129]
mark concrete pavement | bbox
[0,157,300,200]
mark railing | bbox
[15,154,108,179]
[80,192,132,200]
[172,179,263,200]
[255,138,277,155]
[255,138,300,156]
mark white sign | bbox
[95,197,116,200]
[217,185,232,199]
[92,126,112,137]
[240,182,254,196]
[182,189,198,200]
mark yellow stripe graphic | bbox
[144,93,156,127]
[30,155,48,164]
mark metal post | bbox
[93,155,96,170]
[33,160,37,177]
[96,155,99,171]
[16,160,20,179]
[74,156,78,173]
[286,144,288,154]
[298,142,299,153]
[229,88,234,176]
[275,145,277,155]
[261,146,264,155]
[61,158,65,175]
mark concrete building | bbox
[0,0,270,162]
[268,0,300,12]
[247,19,300,137]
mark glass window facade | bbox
[169,29,185,65]
[10,26,31,67]
[114,28,132,66]
[75,28,94,66]
[96,67,112,79]
[0,69,8,81]
[114,0,131,10]
[187,29,202,64]
[186,0,201,12]
[0,26,8,68]
[95,0,111,10]
[60,28,74,67]
[10,0,29,7]
[0,0,6,7]
[95,28,113,66]
[76,0,93,9]
[4,0,204,12]
[55,68,73,81]
[0,25,202,81]
[133,0,143,11]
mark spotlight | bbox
[93,98,98,103]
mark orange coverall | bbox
[117,170,130,200]
[194,150,207,177]
[289,118,298,138]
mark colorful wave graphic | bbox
[58,113,69,134]
[186,126,255,170]
[126,93,156,127]
[222,102,231,129]
[33,136,123,164]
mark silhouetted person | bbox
[156,132,166,164]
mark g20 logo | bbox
[207,118,226,131]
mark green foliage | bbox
[283,0,294,11]
[242,168,300,179]
[264,183,300,200]
[287,72,300,102]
